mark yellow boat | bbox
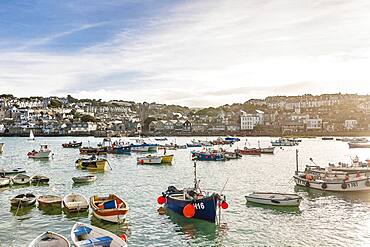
[75,158,109,171]
[160,154,174,163]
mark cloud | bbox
[1,0,370,107]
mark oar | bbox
[107,160,113,170]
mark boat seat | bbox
[76,236,113,247]
[74,226,92,237]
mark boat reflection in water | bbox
[245,201,301,215]
[164,208,228,245]
[90,214,130,239]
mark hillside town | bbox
[0,93,370,137]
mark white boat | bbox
[71,222,127,247]
[0,177,11,187]
[28,231,70,247]
[271,138,298,146]
[28,130,35,141]
[72,175,97,183]
[137,155,162,164]
[10,193,36,207]
[131,145,150,152]
[0,142,4,153]
[245,192,302,207]
[90,194,129,223]
[27,144,52,159]
[12,174,31,185]
[260,147,275,154]
[63,193,89,213]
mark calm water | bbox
[1,136,370,246]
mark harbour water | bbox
[0,137,370,246]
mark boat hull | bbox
[161,155,174,163]
[165,193,218,223]
[293,175,370,192]
[245,193,301,207]
[28,151,51,159]
[90,194,129,224]
[76,159,108,171]
[29,231,70,247]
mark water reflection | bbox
[90,215,130,238]
[38,206,62,216]
[295,186,370,202]
[10,205,34,218]
[245,201,301,215]
[165,209,227,245]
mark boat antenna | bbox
[220,178,229,195]
[295,149,299,175]
[309,157,317,166]
[194,161,198,189]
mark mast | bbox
[194,161,197,189]
[295,149,299,175]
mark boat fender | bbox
[321,183,327,189]
[305,181,310,187]
[366,180,370,187]
[341,182,347,189]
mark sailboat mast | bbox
[295,149,299,175]
[194,162,197,189]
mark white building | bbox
[240,110,264,130]
[306,118,322,130]
[69,122,97,133]
[344,120,357,130]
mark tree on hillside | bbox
[81,115,96,122]
[48,99,63,108]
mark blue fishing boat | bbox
[111,145,131,154]
[191,151,227,161]
[158,162,228,223]
[186,143,202,148]
[225,137,240,142]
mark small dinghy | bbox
[72,175,97,183]
[90,194,129,223]
[31,175,50,184]
[63,193,89,213]
[28,231,70,247]
[75,156,109,171]
[71,222,127,247]
[0,168,26,176]
[10,193,36,207]
[12,174,31,185]
[62,141,82,148]
[245,192,302,207]
[37,195,62,208]
[0,177,11,187]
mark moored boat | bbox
[348,142,370,148]
[224,151,242,159]
[137,155,162,165]
[75,156,109,171]
[28,231,70,247]
[111,145,131,154]
[157,162,228,223]
[260,147,275,154]
[322,137,334,140]
[191,150,227,161]
[31,175,49,184]
[0,142,4,153]
[12,174,31,185]
[271,138,298,146]
[28,130,35,141]
[27,144,52,159]
[37,195,62,208]
[245,192,302,207]
[161,154,174,163]
[71,222,127,247]
[72,175,97,183]
[63,193,89,213]
[10,193,36,207]
[62,141,82,148]
[90,194,129,223]
[0,177,11,187]
[79,146,108,155]
[0,168,26,176]
[237,148,261,155]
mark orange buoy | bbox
[220,201,229,209]
[120,234,127,242]
[183,204,196,218]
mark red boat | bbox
[237,148,261,155]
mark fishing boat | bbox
[111,145,131,154]
[245,192,302,207]
[62,141,82,148]
[186,143,202,148]
[12,174,31,185]
[71,222,127,247]
[293,151,370,192]
[322,137,334,140]
[237,148,261,155]
[348,142,370,148]
[0,177,11,187]
[224,151,242,159]
[260,147,275,154]
[155,137,168,141]
[0,142,4,153]
[72,175,97,183]
[37,195,62,207]
[90,194,129,223]
[31,175,49,184]
[75,156,109,171]
[63,193,89,213]
[29,231,70,247]
[158,162,228,223]
[28,130,35,141]
[10,193,36,207]
[27,144,52,159]
[137,155,162,165]
[271,138,298,146]
[211,137,234,145]
[191,150,227,161]
[79,146,108,155]
[225,137,241,142]
[0,167,26,176]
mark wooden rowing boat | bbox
[245,192,302,207]
[90,194,129,223]
[63,193,89,213]
[10,193,36,207]
[28,231,70,247]
[37,195,62,208]
[72,175,97,183]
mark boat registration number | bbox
[194,202,205,210]
[347,182,358,188]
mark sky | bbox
[1,0,370,107]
